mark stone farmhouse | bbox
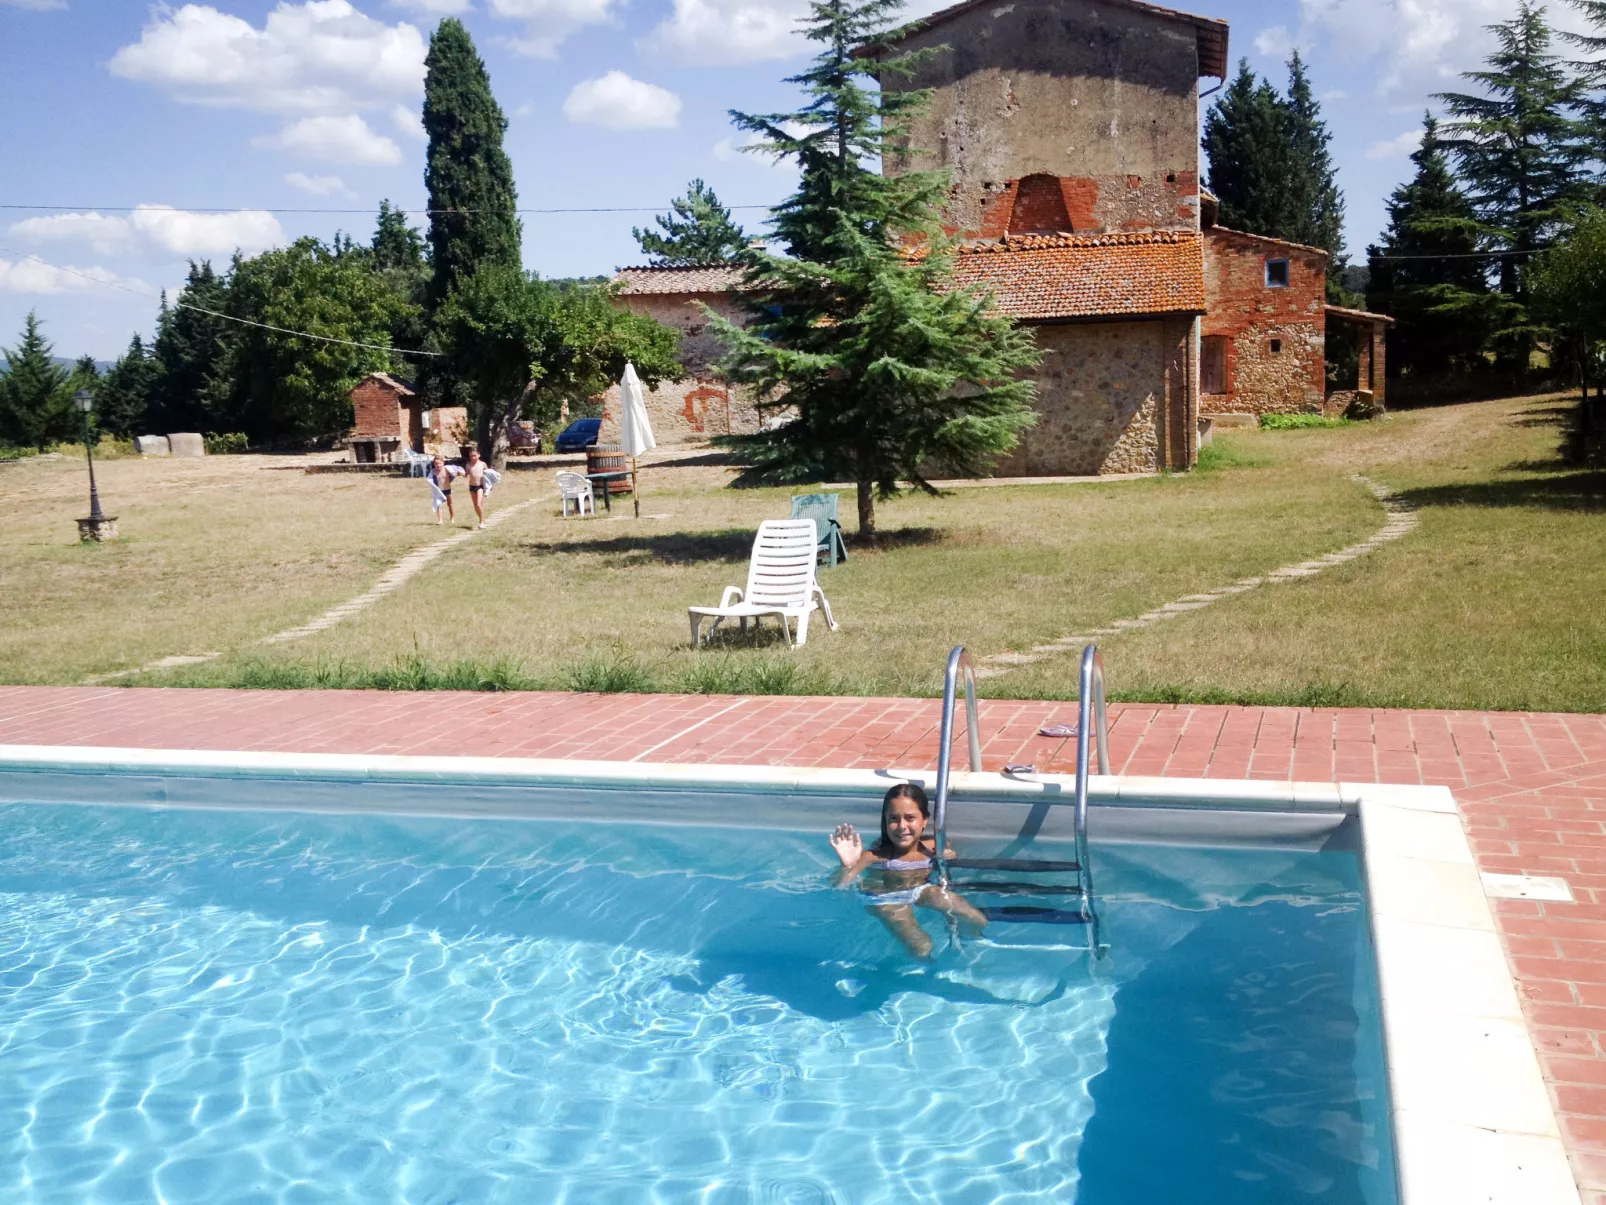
[609,0,1391,474]
[347,372,468,462]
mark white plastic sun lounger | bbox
[688,519,840,648]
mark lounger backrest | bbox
[744,520,820,608]
[789,493,840,547]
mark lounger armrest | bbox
[719,586,744,608]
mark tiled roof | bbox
[950,230,1207,321]
[612,264,749,295]
[366,371,416,396]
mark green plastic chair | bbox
[789,493,848,568]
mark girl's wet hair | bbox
[877,782,930,852]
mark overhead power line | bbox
[0,247,438,357]
[0,202,774,215]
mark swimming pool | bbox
[0,749,1575,1204]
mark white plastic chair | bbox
[557,470,595,517]
[688,519,840,648]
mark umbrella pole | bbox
[632,457,640,519]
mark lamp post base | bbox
[77,515,118,543]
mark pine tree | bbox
[1283,52,1348,296]
[98,334,157,438]
[0,312,74,451]
[422,19,521,311]
[1367,115,1496,378]
[151,260,232,431]
[712,0,1041,537]
[1437,1,1592,372]
[371,200,431,361]
[1204,56,1348,296]
[633,180,750,265]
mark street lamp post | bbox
[74,389,117,542]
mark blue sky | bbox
[0,0,1585,360]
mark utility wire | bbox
[0,247,438,357]
[0,203,774,215]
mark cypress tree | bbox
[712,0,1041,537]
[98,333,157,438]
[422,19,521,311]
[151,260,232,432]
[633,179,750,265]
[1437,1,1592,372]
[373,199,428,274]
[1366,115,1495,378]
[0,312,74,451]
[1283,52,1348,297]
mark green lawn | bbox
[4,394,1602,711]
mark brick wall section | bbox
[974,173,1199,240]
[1201,228,1327,416]
[350,378,407,440]
[995,317,1192,476]
[602,292,766,445]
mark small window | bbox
[1269,338,1283,355]
[1266,259,1291,288]
[1201,335,1229,394]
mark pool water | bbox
[0,801,1396,1204]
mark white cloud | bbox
[641,0,806,65]
[2,0,67,10]
[8,206,285,259]
[391,102,426,141]
[1366,128,1422,160]
[391,0,470,12]
[8,212,136,256]
[286,171,353,196]
[0,258,151,296]
[1253,24,1295,58]
[563,72,682,130]
[1285,0,1593,105]
[107,1,426,116]
[489,0,619,57]
[260,114,403,165]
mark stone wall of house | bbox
[881,0,1203,236]
[603,292,765,445]
[351,378,407,440]
[1201,228,1327,415]
[994,317,1193,476]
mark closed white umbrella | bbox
[618,362,656,519]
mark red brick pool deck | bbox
[4,685,1606,1199]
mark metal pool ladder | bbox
[929,645,1107,947]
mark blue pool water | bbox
[0,800,1396,1204]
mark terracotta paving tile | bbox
[7,685,1606,1195]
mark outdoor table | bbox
[586,471,631,512]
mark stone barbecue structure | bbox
[609,0,1393,475]
[348,372,468,462]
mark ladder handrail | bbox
[1075,644,1109,920]
[931,645,981,889]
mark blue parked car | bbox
[554,417,602,453]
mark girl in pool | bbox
[830,782,988,958]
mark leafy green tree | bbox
[1367,115,1500,378]
[1532,207,1606,464]
[0,312,74,451]
[1437,1,1592,372]
[98,334,157,438]
[1204,55,1349,297]
[434,265,681,466]
[151,261,232,432]
[710,0,1041,537]
[422,18,521,311]
[217,237,419,441]
[633,180,750,265]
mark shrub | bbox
[1259,413,1355,431]
[204,432,250,454]
[567,652,658,693]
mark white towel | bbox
[429,480,448,513]
[482,467,502,497]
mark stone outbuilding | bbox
[348,372,467,462]
[603,266,766,445]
